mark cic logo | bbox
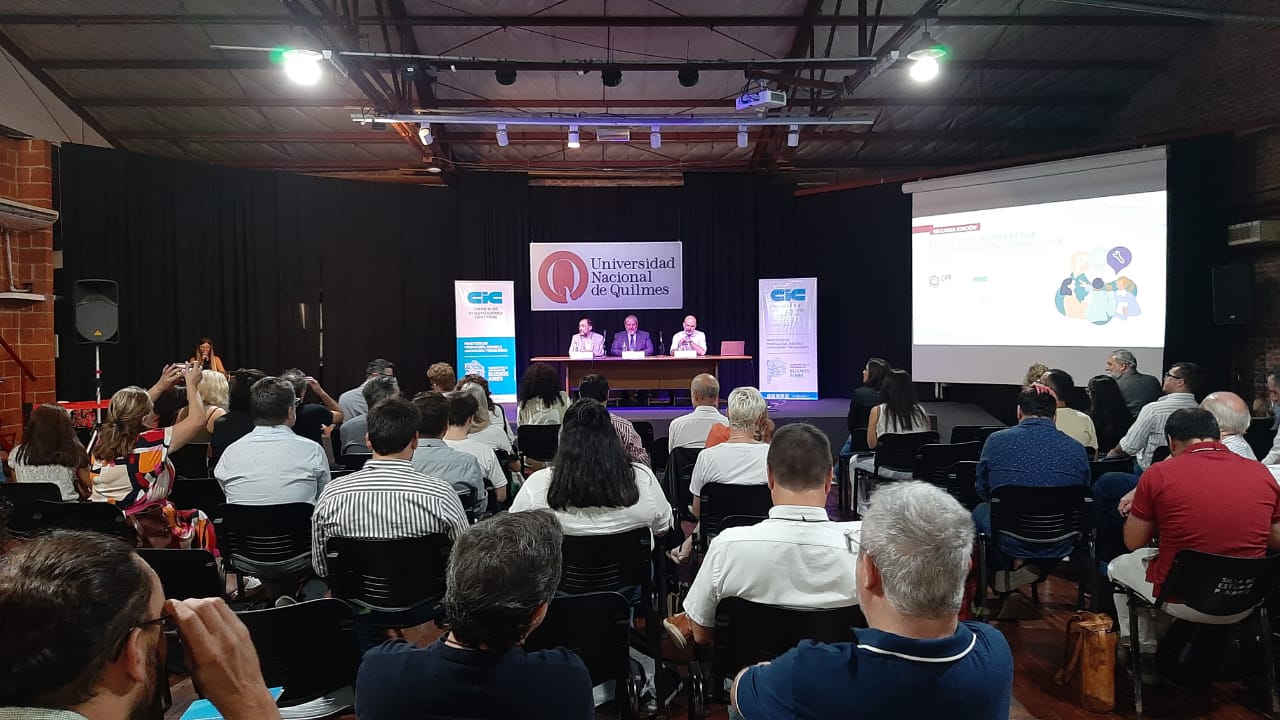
[467,291,504,304]
[770,288,806,302]
[538,251,589,304]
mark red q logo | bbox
[537,251,589,304]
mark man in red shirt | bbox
[1109,408,1280,654]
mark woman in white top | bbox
[511,398,671,537]
[689,386,771,519]
[9,404,91,501]
[516,362,571,427]
[854,369,931,513]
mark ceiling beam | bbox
[0,13,1207,27]
[384,0,453,165]
[0,30,117,146]
[752,0,824,170]
[112,128,1092,143]
[217,159,753,170]
[78,95,1128,108]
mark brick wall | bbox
[0,138,57,446]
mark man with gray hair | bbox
[731,482,1013,718]
[1202,391,1257,460]
[339,375,400,457]
[1106,349,1162,417]
[667,373,728,451]
[355,510,594,719]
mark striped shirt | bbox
[310,458,469,577]
[1118,392,1199,468]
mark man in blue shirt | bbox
[973,384,1090,590]
[731,481,1013,719]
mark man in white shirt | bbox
[664,423,859,648]
[668,373,728,451]
[1107,362,1201,469]
[672,315,707,356]
[567,316,605,357]
[337,358,395,421]
[443,391,508,503]
[1201,391,1257,460]
[215,376,331,505]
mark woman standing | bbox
[9,404,91,501]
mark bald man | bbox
[668,373,728,451]
[1201,391,1257,460]
[673,315,708,356]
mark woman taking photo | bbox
[9,404,91,501]
[189,337,227,374]
[511,398,671,537]
[175,369,230,445]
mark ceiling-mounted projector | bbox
[736,89,787,111]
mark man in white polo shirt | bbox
[672,315,707,356]
[667,374,728,451]
[664,423,858,648]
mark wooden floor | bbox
[164,573,1271,720]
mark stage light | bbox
[496,123,509,147]
[786,124,800,147]
[677,65,699,87]
[417,123,433,146]
[601,66,623,88]
[567,124,581,149]
[495,66,517,85]
[737,125,748,148]
[282,48,323,85]
[650,126,661,149]
[909,56,940,82]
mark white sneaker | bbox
[993,565,1043,593]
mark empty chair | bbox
[938,461,982,511]
[977,485,1094,609]
[237,598,361,716]
[650,439,670,476]
[912,442,981,485]
[138,547,223,600]
[696,483,773,555]
[166,477,227,520]
[666,446,703,522]
[218,503,314,599]
[325,535,451,631]
[525,591,642,719]
[29,499,136,545]
[632,420,656,458]
[0,481,62,533]
[853,431,939,517]
[953,425,1006,446]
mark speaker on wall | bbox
[1211,264,1252,326]
[73,279,119,344]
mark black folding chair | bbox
[687,598,864,719]
[167,477,227,520]
[0,481,62,532]
[168,443,210,479]
[912,442,981,484]
[667,446,703,523]
[950,425,984,444]
[1247,417,1275,461]
[854,431,939,517]
[325,535,451,631]
[337,453,370,472]
[1089,457,1134,486]
[236,598,361,716]
[218,503,314,600]
[696,483,773,556]
[977,485,1093,611]
[1151,445,1172,464]
[1113,550,1280,720]
[29,499,136,545]
[525,591,642,720]
[138,548,224,600]
[939,460,982,511]
[517,424,559,475]
[651,438,670,475]
[633,420,656,459]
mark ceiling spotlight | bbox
[736,125,748,148]
[787,124,799,147]
[401,63,419,80]
[650,126,661,149]
[449,63,457,72]
[496,123,509,147]
[677,65,700,87]
[417,123,433,146]
[282,48,323,85]
[567,124,581,149]
[906,31,948,62]
[495,66,517,85]
[909,56,940,82]
[601,66,623,88]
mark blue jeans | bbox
[1093,470,1142,564]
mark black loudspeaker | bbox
[73,279,119,343]
[1211,264,1253,326]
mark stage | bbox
[503,399,1004,455]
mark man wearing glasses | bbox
[1106,362,1201,469]
[0,531,281,720]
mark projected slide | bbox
[912,191,1167,349]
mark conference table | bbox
[530,355,753,392]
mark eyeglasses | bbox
[1165,372,1183,380]
[110,613,174,660]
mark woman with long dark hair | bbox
[1087,374,1133,455]
[517,362,570,427]
[510,398,671,536]
[847,357,890,438]
[9,404,91,501]
[865,369,930,450]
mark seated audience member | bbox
[517,362,571,427]
[280,368,345,446]
[730,481,1013,719]
[211,368,265,464]
[511,399,671,537]
[339,375,400,457]
[1086,373,1133,457]
[567,316,605,357]
[1108,408,1280,655]
[851,368,931,511]
[10,404,91,501]
[338,358,395,420]
[1107,349,1163,417]
[356,511,594,720]
[672,315,707,355]
[411,392,486,515]
[90,365,215,549]
[665,423,857,649]
[214,376,331,505]
[459,375,514,443]
[973,384,1090,590]
[668,374,728,451]
[577,374,650,466]
[0,531,282,720]
[444,392,509,504]
[689,386,771,519]
[1106,361,1201,469]
[174,369,229,446]
[311,398,469,578]
[1039,368,1098,453]
[1261,367,1280,464]
[1022,362,1049,390]
[426,361,457,393]
[456,382,514,457]
[845,357,890,448]
[1201,391,1256,460]
[189,337,227,374]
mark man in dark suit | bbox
[610,314,655,356]
[1107,348,1161,417]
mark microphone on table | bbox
[658,331,665,355]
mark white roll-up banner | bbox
[758,278,819,400]
[454,280,517,402]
